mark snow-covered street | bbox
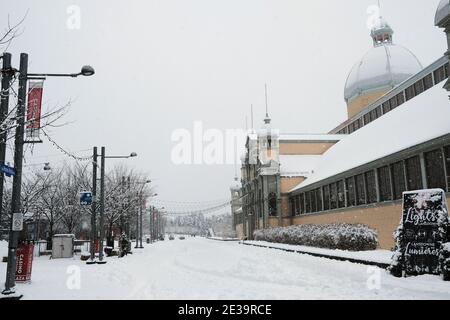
[1,238,450,300]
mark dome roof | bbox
[435,0,450,27]
[344,18,422,103]
[344,44,422,102]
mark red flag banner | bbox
[26,81,44,139]
[15,244,34,282]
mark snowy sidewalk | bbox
[241,240,392,268]
[1,238,450,299]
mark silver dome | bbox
[436,0,450,27]
[344,43,422,103]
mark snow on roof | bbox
[279,134,346,142]
[291,84,450,193]
[279,155,321,177]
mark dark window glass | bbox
[405,156,423,190]
[414,79,425,96]
[445,146,450,192]
[390,95,398,110]
[365,171,377,204]
[268,192,277,216]
[378,166,392,202]
[330,183,337,209]
[300,193,305,214]
[396,92,405,106]
[382,101,390,114]
[323,185,330,210]
[355,174,366,205]
[348,124,354,134]
[391,161,406,200]
[405,85,415,101]
[295,195,300,215]
[424,74,433,90]
[446,63,449,78]
[375,106,382,118]
[337,180,345,208]
[315,188,323,212]
[305,192,311,213]
[434,65,447,84]
[310,190,317,213]
[425,149,446,190]
[346,177,356,207]
[369,109,378,122]
[364,113,371,125]
[290,198,295,216]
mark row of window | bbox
[337,63,449,135]
[289,145,450,216]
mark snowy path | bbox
[1,238,450,299]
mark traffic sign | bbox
[12,213,23,231]
[80,191,93,206]
[0,164,16,177]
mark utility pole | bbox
[2,53,28,295]
[97,146,106,264]
[87,147,97,264]
[0,52,12,234]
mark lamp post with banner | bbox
[1,53,94,298]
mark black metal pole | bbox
[138,192,143,248]
[156,211,159,240]
[120,176,125,234]
[2,53,28,295]
[98,146,106,264]
[87,147,97,264]
[127,176,131,240]
[134,190,139,248]
[149,206,152,243]
[0,52,12,234]
[152,209,155,241]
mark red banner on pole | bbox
[26,81,44,139]
[15,244,34,282]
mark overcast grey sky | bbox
[1,0,446,210]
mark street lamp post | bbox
[96,148,136,264]
[86,147,98,265]
[137,190,155,248]
[0,53,13,235]
[133,182,152,249]
[1,53,94,297]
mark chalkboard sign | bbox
[401,189,448,275]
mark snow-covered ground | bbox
[1,237,450,300]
